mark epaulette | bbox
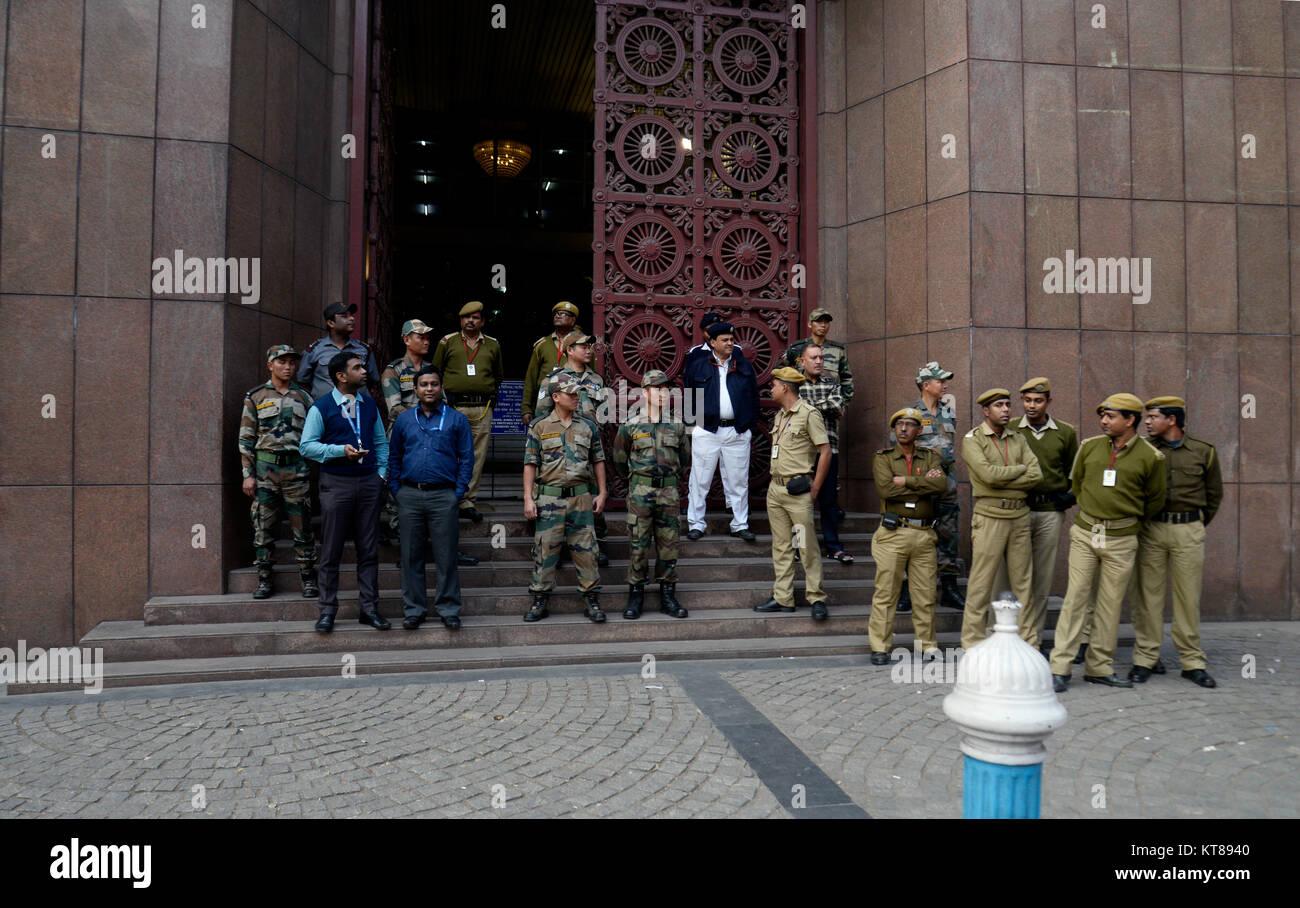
[304,340,318,352]
[482,333,498,342]
[1139,437,1165,459]
[1081,434,1107,446]
[532,336,547,348]
[824,339,845,349]
[441,332,458,342]
[290,382,312,397]
[385,356,404,369]
[963,428,978,438]
[876,447,894,455]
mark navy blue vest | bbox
[312,392,380,476]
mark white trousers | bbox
[688,425,751,531]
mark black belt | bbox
[1027,491,1055,508]
[629,475,677,489]
[256,450,302,466]
[1154,510,1201,524]
[453,394,492,405]
[885,512,935,528]
[402,479,454,491]
[718,419,736,427]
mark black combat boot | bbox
[583,593,606,623]
[624,585,645,619]
[659,582,687,618]
[597,545,610,568]
[940,575,966,610]
[252,568,274,600]
[299,566,319,598]
[524,593,550,623]
[897,577,912,613]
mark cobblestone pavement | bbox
[0,623,1295,818]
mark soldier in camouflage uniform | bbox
[535,331,612,566]
[613,370,691,620]
[892,362,966,612]
[238,345,317,599]
[523,375,608,623]
[379,319,433,545]
[780,307,855,408]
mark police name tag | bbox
[466,363,477,376]
[771,445,779,458]
[904,501,916,509]
[1102,469,1117,487]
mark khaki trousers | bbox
[1132,519,1207,671]
[456,403,492,510]
[1049,523,1139,677]
[962,510,1033,650]
[994,509,1066,648]
[869,523,938,652]
[768,481,826,607]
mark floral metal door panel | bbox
[592,0,803,498]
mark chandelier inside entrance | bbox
[471,139,532,178]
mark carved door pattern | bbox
[592,0,802,500]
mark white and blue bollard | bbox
[942,593,1068,818]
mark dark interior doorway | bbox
[386,0,596,372]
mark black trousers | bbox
[816,452,841,551]
[397,485,462,618]
[317,471,384,616]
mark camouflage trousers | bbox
[530,491,601,594]
[935,481,963,577]
[626,482,679,585]
[252,461,314,569]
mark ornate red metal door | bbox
[592,0,803,497]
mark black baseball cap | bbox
[323,301,358,322]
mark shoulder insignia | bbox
[876,447,893,455]
[441,332,458,342]
[482,333,498,342]
[963,429,977,438]
[304,341,318,352]
[1081,434,1107,446]
[1139,437,1165,458]
[532,336,547,348]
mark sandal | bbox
[829,551,854,564]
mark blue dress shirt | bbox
[387,401,475,500]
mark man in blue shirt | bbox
[301,351,390,633]
[388,366,475,629]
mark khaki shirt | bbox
[961,422,1043,517]
[873,446,947,519]
[523,329,582,418]
[523,411,604,488]
[433,332,504,396]
[1070,434,1167,535]
[769,399,828,479]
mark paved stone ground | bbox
[0,622,1295,818]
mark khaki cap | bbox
[552,301,579,316]
[1097,392,1145,414]
[459,300,484,316]
[1144,395,1185,409]
[890,407,924,427]
[1019,377,1051,395]
[977,388,1012,407]
[772,366,806,385]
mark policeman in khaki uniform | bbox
[522,375,608,623]
[612,370,690,620]
[433,300,504,523]
[960,389,1043,650]
[1129,396,1222,689]
[753,367,832,620]
[238,345,317,599]
[993,378,1080,649]
[535,331,612,565]
[523,301,583,426]
[1050,393,1167,692]
[869,408,948,664]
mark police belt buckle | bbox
[981,497,1026,510]
[901,516,934,529]
[1156,510,1200,524]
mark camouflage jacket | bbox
[535,365,610,422]
[782,337,854,405]
[237,381,314,478]
[381,354,423,429]
[612,413,691,481]
[899,395,958,471]
[524,411,605,487]
[523,329,582,418]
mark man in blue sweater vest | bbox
[301,351,391,633]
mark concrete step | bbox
[145,576,954,625]
[261,531,878,565]
[87,607,885,661]
[10,622,1135,694]
[229,553,877,593]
